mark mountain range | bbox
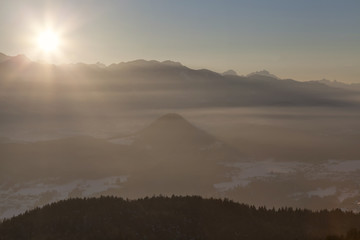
[1,52,360,219]
[0,52,359,115]
[1,52,359,142]
[3,51,360,143]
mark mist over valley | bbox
[1,53,360,220]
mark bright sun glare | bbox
[37,30,60,53]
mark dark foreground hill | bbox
[0,196,359,240]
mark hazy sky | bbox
[1,0,359,82]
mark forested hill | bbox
[0,196,359,240]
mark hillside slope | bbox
[1,196,360,240]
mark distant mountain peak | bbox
[161,60,183,67]
[145,113,194,134]
[9,54,31,64]
[0,53,31,68]
[247,70,279,79]
[109,59,185,70]
[0,52,10,63]
[222,69,238,76]
[133,113,216,151]
[95,62,107,68]
[157,113,186,121]
[14,54,30,60]
[0,52,9,58]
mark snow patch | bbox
[307,187,337,198]
[215,160,308,191]
[325,160,360,172]
[214,159,360,204]
[0,176,128,219]
[338,190,359,202]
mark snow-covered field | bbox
[1,160,360,219]
[214,159,360,210]
[215,160,308,189]
[215,159,360,190]
[0,176,127,219]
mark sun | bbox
[37,30,60,53]
[28,16,73,63]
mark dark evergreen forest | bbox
[0,196,359,240]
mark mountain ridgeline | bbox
[1,196,360,240]
[0,52,359,124]
[132,113,218,151]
